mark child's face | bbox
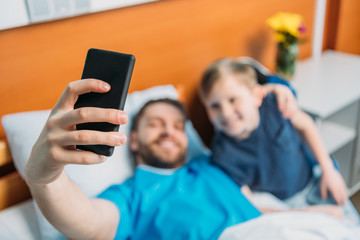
[203,74,263,140]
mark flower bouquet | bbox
[267,12,306,80]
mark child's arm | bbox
[241,185,344,219]
[290,110,348,205]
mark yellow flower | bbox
[267,12,303,38]
[275,32,286,43]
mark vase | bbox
[275,42,298,80]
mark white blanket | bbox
[1,199,359,240]
[219,212,360,240]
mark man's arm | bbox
[290,110,347,205]
[25,79,128,239]
[262,84,298,118]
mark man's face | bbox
[130,102,188,169]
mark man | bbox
[25,79,328,239]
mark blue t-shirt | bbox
[98,155,260,240]
[212,94,317,200]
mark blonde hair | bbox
[199,58,257,99]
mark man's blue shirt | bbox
[98,155,261,240]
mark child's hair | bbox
[199,58,258,99]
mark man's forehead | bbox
[142,102,186,121]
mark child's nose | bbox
[220,103,233,118]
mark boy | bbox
[199,58,348,208]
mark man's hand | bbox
[25,79,128,185]
[263,84,298,119]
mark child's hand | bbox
[304,204,344,219]
[320,168,348,205]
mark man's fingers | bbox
[53,148,109,165]
[277,93,286,113]
[50,130,127,146]
[273,85,298,119]
[279,92,294,118]
[59,107,128,127]
[286,94,298,118]
[55,79,110,111]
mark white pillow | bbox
[2,84,209,240]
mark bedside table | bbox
[292,50,360,187]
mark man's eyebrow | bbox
[175,118,186,125]
[146,116,185,123]
[146,116,163,122]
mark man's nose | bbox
[162,123,175,136]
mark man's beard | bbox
[136,140,186,169]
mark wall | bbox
[0,0,315,143]
[323,0,360,55]
[335,0,360,54]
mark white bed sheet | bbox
[219,211,360,240]
[1,195,359,240]
[218,191,360,240]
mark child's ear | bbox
[253,85,264,107]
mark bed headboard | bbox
[0,140,31,210]
[0,0,315,210]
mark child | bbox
[199,58,348,209]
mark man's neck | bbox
[137,164,177,175]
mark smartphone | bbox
[74,48,135,156]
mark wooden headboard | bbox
[0,0,315,209]
[0,140,31,209]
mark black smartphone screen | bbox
[74,48,135,156]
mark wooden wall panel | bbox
[0,0,315,141]
[335,0,360,54]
